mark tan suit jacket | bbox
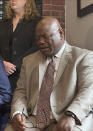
[11,42,93,131]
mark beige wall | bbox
[65,0,93,51]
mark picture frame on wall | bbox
[77,0,93,17]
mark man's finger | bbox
[17,115,26,127]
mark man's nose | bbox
[39,37,45,42]
[39,37,46,44]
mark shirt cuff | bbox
[65,111,81,125]
[12,111,22,119]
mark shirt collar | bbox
[55,42,66,58]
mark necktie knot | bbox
[47,58,55,72]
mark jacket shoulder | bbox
[66,42,92,57]
[65,42,93,63]
[23,51,42,64]
[0,19,11,28]
[0,19,11,24]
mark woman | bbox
[0,0,40,92]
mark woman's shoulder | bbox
[28,16,42,23]
[33,16,42,21]
[0,19,11,25]
[0,19,12,30]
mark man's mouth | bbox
[40,47,50,52]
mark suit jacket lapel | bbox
[39,56,47,90]
[28,66,39,113]
[30,54,46,112]
[54,43,72,87]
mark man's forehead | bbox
[51,22,59,30]
[37,21,59,33]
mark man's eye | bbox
[44,36,47,39]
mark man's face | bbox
[36,22,63,57]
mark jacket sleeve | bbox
[11,59,28,117]
[66,52,93,124]
[0,60,12,105]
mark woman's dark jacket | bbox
[0,17,40,91]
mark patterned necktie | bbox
[36,58,55,129]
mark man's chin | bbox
[42,51,53,57]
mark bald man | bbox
[5,17,93,131]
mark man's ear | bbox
[59,27,64,39]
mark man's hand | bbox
[54,115,76,131]
[3,61,16,75]
[11,114,26,131]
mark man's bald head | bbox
[36,17,62,33]
[36,17,64,57]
